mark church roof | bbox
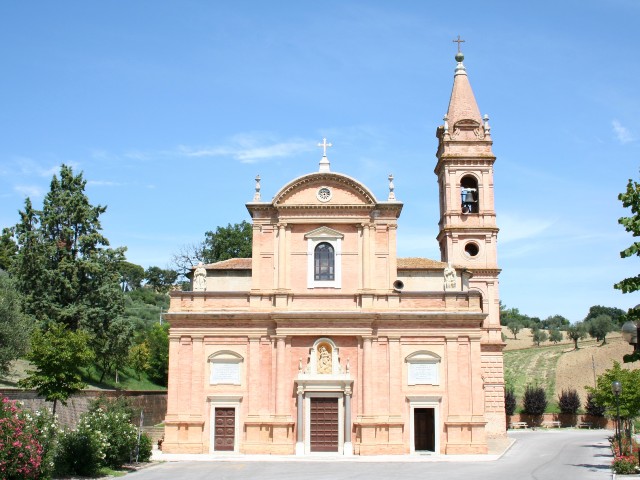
[445,51,482,127]
[397,257,448,269]
[204,258,252,270]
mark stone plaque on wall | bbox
[211,362,240,384]
[408,362,438,385]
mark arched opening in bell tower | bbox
[460,175,479,214]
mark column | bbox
[362,336,373,414]
[296,386,304,455]
[277,223,286,289]
[275,336,287,415]
[362,223,370,289]
[248,337,260,415]
[344,388,353,455]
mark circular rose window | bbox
[317,187,332,202]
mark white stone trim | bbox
[407,395,441,454]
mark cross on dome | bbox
[317,137,332,157]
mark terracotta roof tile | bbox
[397,257,448,269]
[204,258,252,270]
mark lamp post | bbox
[612,380,622,455]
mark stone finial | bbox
[388,174,396,201]
[443,115,449,136]
[483,114,491,136]
[253,175,261,201]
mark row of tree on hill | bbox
[501,303,628,348]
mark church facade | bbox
[163,50,505,456]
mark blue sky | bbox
[1,1,639,322]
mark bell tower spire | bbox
[435,43,504,434]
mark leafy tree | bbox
[12,165,125,330]
[566,322,587,350]
[118,261,145,291]
[532,329,548,346]
[507,321,522,340]
[504,388,517,416]
[615,177,640,294]
[202,221,252,263]
[541,314,570,330]
[549,329,563,344]
[558,388,581,414]
[128,342,151,380]
[91,316,134,383]
[19,323,94,415]
[584,391,606,417]
[586,314,616,344]
[0,271,32,375]
[0,227,17,271]
[145,266,178,293]
[523,384,547,415]
[584,305,626,326]
[146,322,169,386]
[586,362,640,442]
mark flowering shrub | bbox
[0,397,44,479]
[611,435,640,474]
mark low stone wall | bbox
[0,389,167,428]
[507,413,612,429]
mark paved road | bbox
[126,430,613,480]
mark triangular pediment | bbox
[304,226,344,239]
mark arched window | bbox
[460,175,479,214]
[314,242,335,281]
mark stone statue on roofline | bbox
[193,262,207,291]
[444,262,457,290]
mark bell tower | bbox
[435,44,505,435]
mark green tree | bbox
[146,322,169,386]
[0,271,32,375]
[532,329,548,346]
[12,165,125,330]
[541,314,570,330]
[19,323,94,415]
[91,316,134,383]
[128,342,151,380]
[118,260,145,291]
[584,305,626,326]
[615,177,640,293]
[586,314,616,344]
[507,321,522,340]
[586,362,640,443]
[0,227,17,271]
[145,266,178,293]
[202,221,252,263]
[549,329,563,344]
[566,322,588,350]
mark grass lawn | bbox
[83,365,166,391]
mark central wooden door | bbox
[414,408,435,451]
[310,397,339,452]
[214,407,235,451]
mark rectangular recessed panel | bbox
[310,398,339,452]
[214,407,235,451]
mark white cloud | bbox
[612,119,635,144]
[177,134,314,164]
[14,185,44,198]
[498,213,555,244]
[87,180,123,187]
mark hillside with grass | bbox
[0,288,169,391]
[503,327,635,412]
